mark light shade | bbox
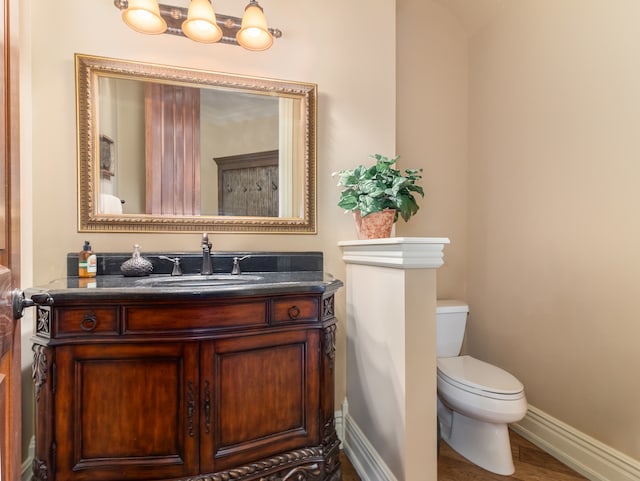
[182,0,223,43]
[122,0,167,35]
[236,0,273,51]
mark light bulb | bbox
[122,0,167,35]
[236,1,273,51]
[182,0,223,43]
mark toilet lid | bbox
[437,355,524,396]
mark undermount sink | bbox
[135,274,264,288]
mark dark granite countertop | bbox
[27,251,342,303]
[27,271,342,303]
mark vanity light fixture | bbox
[120,0,167,34]
[182,0,222,43]
[114,0,282,50]
[236,0,273,51]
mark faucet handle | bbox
[202,232,212,249]
[159,256,183,276]
[231,256,250,275]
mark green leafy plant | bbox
[334,154,424,222]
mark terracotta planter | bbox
[353,209,395,239]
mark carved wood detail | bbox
[322,296,334,320]
[31,457,48,481]
[32,345,48,401]
[187,380,196,438]
[185,448,324,481]
[264,463,322,481]
[35,307,50,336]
[204,379,211,434]
[323,324,336,371]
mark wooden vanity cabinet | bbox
[31,291,341,481]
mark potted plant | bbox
[334,154,424,239]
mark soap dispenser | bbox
[78,241,97,278]
[120,244,153,277]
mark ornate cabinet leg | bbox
[32,343,53,481]
[321,293,341,481]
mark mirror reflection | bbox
[76,54,317,233]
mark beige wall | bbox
[397,0,640,467]
[396,0,468,300]
[21,0,396,461]
[467,0,640,461]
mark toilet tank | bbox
[436,300,469,358]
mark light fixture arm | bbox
[114,0,282,47]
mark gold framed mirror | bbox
[76,53,317,233]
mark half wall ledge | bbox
[338,237,450,269]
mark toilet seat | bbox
[437,355,524,400]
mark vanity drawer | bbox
[271,297,319,323]
[124,300,268,333]
[55,307,119,337]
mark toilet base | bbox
[441,410,515,476]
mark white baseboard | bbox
[512,405,640,481]
[21,459,32,481]
[342,406,398,481]
[335,407,344,446]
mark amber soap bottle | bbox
[78,241,97,278]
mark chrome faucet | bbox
[201,233,213,275]
[159,256,182,276]
[231,255,250,275]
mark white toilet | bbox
[436,300,527,475]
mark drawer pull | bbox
[80,312,97,331]
[288,305,301,320]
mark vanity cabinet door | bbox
[200,329,321,472]
[54,342,199,481]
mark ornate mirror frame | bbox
[76,53,317,233]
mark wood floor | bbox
[340,450,362,481]
[340,429,590,481]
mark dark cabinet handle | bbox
[80,312,97,331]
[288,305,301,320]
[187,381,195,437]
[204,380,211,434]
